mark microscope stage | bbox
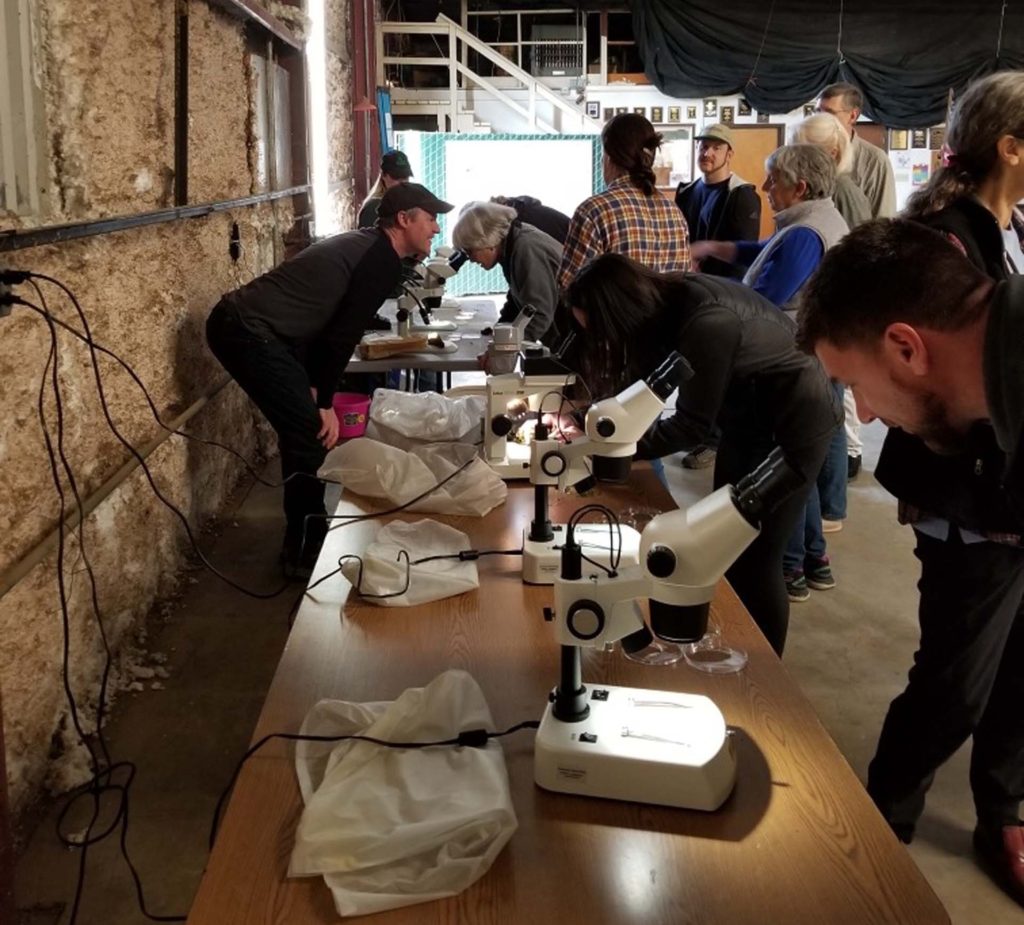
[534,684,736,810]
[522,524,641,585]
[410,320,458,332]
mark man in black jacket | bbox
[675,123,761,280]
[207,183,453,575]
[798,218,1024,906]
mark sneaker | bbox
[682,445,717,469]
[848,455,862,479]
[785,572,810,602]
[805,556,836,590]
[822,518,844,533]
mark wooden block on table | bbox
[358,333,429,359]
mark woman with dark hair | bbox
[557,113,691,292]
[566,252,840,655]
[865,70,1024,888]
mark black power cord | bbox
[3,272,521,923]
[209,720,541,850]
[28,290,186,922]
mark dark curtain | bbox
[633,1,1024,127]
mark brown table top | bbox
[187,471,949,925]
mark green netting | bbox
[396,132,603,296]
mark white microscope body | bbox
[397,246,465,332]
[482,306,574,479]
[521,353,687,584]
[533,448,803,810]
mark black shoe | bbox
[280,520,327,581]
[847,455,862,479]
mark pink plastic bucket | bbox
[332,392,372,438]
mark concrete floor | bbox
[12,414,1024,924]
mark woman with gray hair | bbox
[452,200,563,344]
[791,112,872,229]
[690,144,848,307]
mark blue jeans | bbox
[783,483,828,575]
[817,382,848,520]
[648,456,668,489]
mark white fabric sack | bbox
[289,670,518,917]
[341,519,478,607]
[366,388,484,451]
[318,438,506,517]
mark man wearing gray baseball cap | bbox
[675,122,762,469]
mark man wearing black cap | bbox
[206,183,453,575]
[358,150,414,228]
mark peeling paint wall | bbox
[1,0,355,818]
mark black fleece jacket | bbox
[637,275,840,467]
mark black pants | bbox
[713,430,832,656]
[205,301,327,544]
[868,528,1024,836]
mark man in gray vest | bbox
[817,82,896,218]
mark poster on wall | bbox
[721,106,735,125]
[668,106,681,123]
[660,127,695,186]
[686,106,697,119]
[738,98,752,116]
[912,163,930,186]
[911,129,928,148]
[651,106,664,123]
[703,98,717,117]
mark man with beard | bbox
[798,218,1024,905]
[674,123,761,470]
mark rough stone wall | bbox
[326,0,356,227]
[0,0,353,817]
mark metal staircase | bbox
[377,14,600,135]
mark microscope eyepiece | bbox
[732,447,805,526]
[645,351,693,400]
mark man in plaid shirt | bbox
[558,113,691,292]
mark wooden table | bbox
[187,472,949,925]
[345,298,498,382]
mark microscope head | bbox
[639,448,803,642]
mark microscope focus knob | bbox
[566,600,604,641]
[541,450,566,477]
[646,545,676,579]
[491,415,513,437]
[595,417,616,438]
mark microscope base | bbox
[534,684,736,810]
[522,524,641,585]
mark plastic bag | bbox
[289,670,518,917]
[318,438,506,517]
[366,388,484,451]
[341,519,478,606]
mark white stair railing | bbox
[378,13,600,134]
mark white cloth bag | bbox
[318,438,506,517]
[289,670,518,916]
[366,388,484,450]
[341,519,479,607]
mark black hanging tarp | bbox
[633,1,1024,127]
